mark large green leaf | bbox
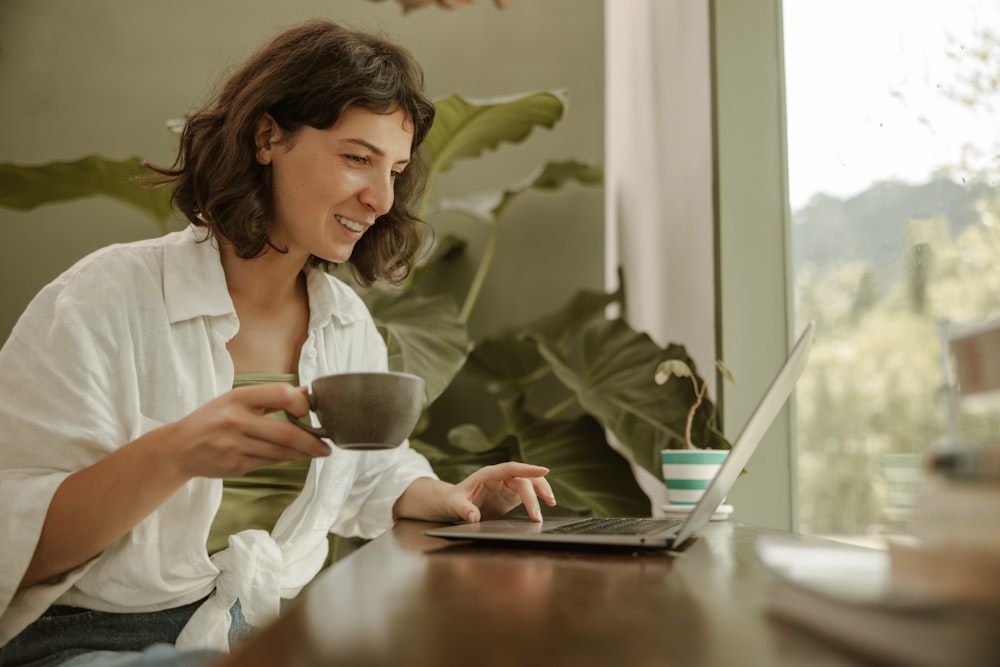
[532,318,728,478]
[438,160,604,222]
[366,290,471,404]
[424,92,567,173]
[414,400,651,517]
[445,423,502,454]
[520,288,620,357]
[500,398,650,517]
[410,429,508,485]
[465,288,619,392]
[418,232,467,265]
[464,336,548,394]
[0,156,174,229]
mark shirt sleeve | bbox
[312,277,439,539]
[328,442,438,539]
[0,260,140,642]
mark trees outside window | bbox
[784,0,1000,538]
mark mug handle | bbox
[284,392,330,438]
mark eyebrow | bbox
[343,138,411,165]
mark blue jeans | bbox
[0,599,252,667]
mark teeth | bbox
[336,215,365,233]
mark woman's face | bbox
[258,106,414,264]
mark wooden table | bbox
[216,520,884,667]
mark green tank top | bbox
[206,373,311,555]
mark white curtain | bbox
[605,0,716,510]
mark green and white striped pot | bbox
[661,449,730,506]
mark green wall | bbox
[0,0,605,342]
[0,1,804,530]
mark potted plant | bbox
[654,358,734,511]
[0,90,729,520]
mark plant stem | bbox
[459,218,499,324]
[685,375,707,449]
[544,394,580,420]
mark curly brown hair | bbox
[145,20,436,287]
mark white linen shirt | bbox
[0,226,437,651]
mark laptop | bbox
[424,321,815,550]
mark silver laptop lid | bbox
[670,321,815,546]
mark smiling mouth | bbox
[335,215,367,233]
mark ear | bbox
[255,113,280,165]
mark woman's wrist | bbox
[392,477,454,522]
[131,421,197,489]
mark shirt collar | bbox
[304,263,371,331]
[163,225,370,332]
[163,225,235,325]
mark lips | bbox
[335,215,367,233]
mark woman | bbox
[0,20,555,666]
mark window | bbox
[783,0,1000,541]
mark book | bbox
[888,539,1000,608]
[756,535,1000,667]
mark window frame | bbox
[711,0,797,530]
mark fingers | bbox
[505,476,543,522]
[488,462,557,509]
[211,385,330,460]
[532,475,558,507]
[226,384,329,457]
[229,382,313,418]
[462,503,481,524]
[461,462,558,523]
[241,418,332,460]
[480,461,550,481]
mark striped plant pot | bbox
[661,449,730,506]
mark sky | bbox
[783,0,1000,211]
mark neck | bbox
[219,243,311,375]
[220,243,309,307]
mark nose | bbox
[360,171,395,217]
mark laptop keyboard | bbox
[543,517,683,536]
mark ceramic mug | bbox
[286,371,425,450]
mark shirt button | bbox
[307,347,317,359]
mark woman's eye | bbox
[347,155,368,165]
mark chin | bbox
[312,239,354,262]
[314,247,355,265]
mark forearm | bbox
[18,423,190,590]
[392,477,458,523]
